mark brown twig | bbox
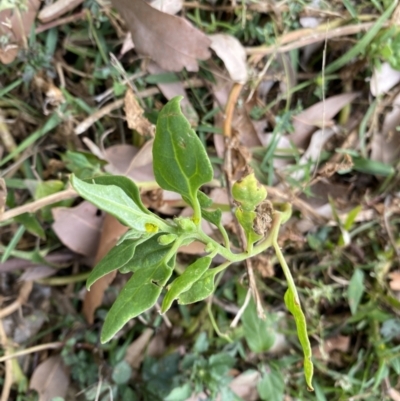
[0,188,77,222]
[0,342,64,363]
[35,10,86,33]
[222,84,266,320]
[0,281,33,319]
[246,21,381,56]
[0,320,13,401]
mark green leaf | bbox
[122,234,174,273]
[178,268,219,304]
[101,254,175,343]
[71,175,164,233]
[165,383,192,401]
[348,269,365,315]
[284,288,314,391]
[153,96,213,209]
[86,237,150,290]
[242,298,276,353]
[14,213,45,239]
[235,207,262,246]
[88,175,150,215]
[257,365,285,401]
[112,360,132,384]
[197,191,213,208]
[232,173,267,212]
[162,256,212,313]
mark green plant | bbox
[70,96,314,390]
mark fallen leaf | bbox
[82,214,128,324]
[229,370,260,401]
[38,0,84,23]
[125,328,154,369]
[388,387,400,401]
[209,34,248,84]
[19,266,57,281]
[29,355,69,401]
[370,62,400,97]
[290,128,335,181]
[370,92,400,165]
[111,0,210,71]
[52,201,105,257]
[389,271,400,291]
[124,88,155,136]
[292,93,359,149]
[0,0,41,64]
[150,0,182,14]
[147,62,199,125]
[313,335,350,360]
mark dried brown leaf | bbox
[38,0,84,24]
[389,271,400,291]
[371,92,400,165]
[111,0,210,71]
[125,328,154,369]
[209,34,247,84]
[370,62,400,97]
[150,0,182,14]
[313,335,350,360]
[0,0,41,64]
[82,215,128,324]
[292,93,359,149]
[124,88,155,136]
[29,355,69,401]
[52,201,104,257]
[388,388,400,401]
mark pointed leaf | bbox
[89,175,150,214]
[284,288,314,391]
[348,269,365,315]
[162,256,212,312]
[101,255,175,343]
[197,191,213,208]
[87,237,150,289]
[71,175,164,232]
[153,96,213,207]
[178,268,219,304]
[122,234,174,273]
[197,190,222,226]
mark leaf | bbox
[122,234,174,273]
[242,298,276,353]
[0,0,41,64]
[235,207,263,247]
[29,356,69,401]
[14,213,45,239]
[111,0,210,72]
[124,88,155,136]
[87,236,149,290]
[257,365,285,401]
[83,215,128,324]
[209,34,248,84]
[161,256,212,312]
[101,253,175,343]
[52,201,104,256]
[71,175,163,232]
[178,268,219,304]
[88,175,150,215]
[197,191,223,227]
[153,96,213,208]
[348,269,365,315]
[165,383,192,401]
[112,360,132,384]
[284,288,314,391]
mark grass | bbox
[1,0,400,400]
